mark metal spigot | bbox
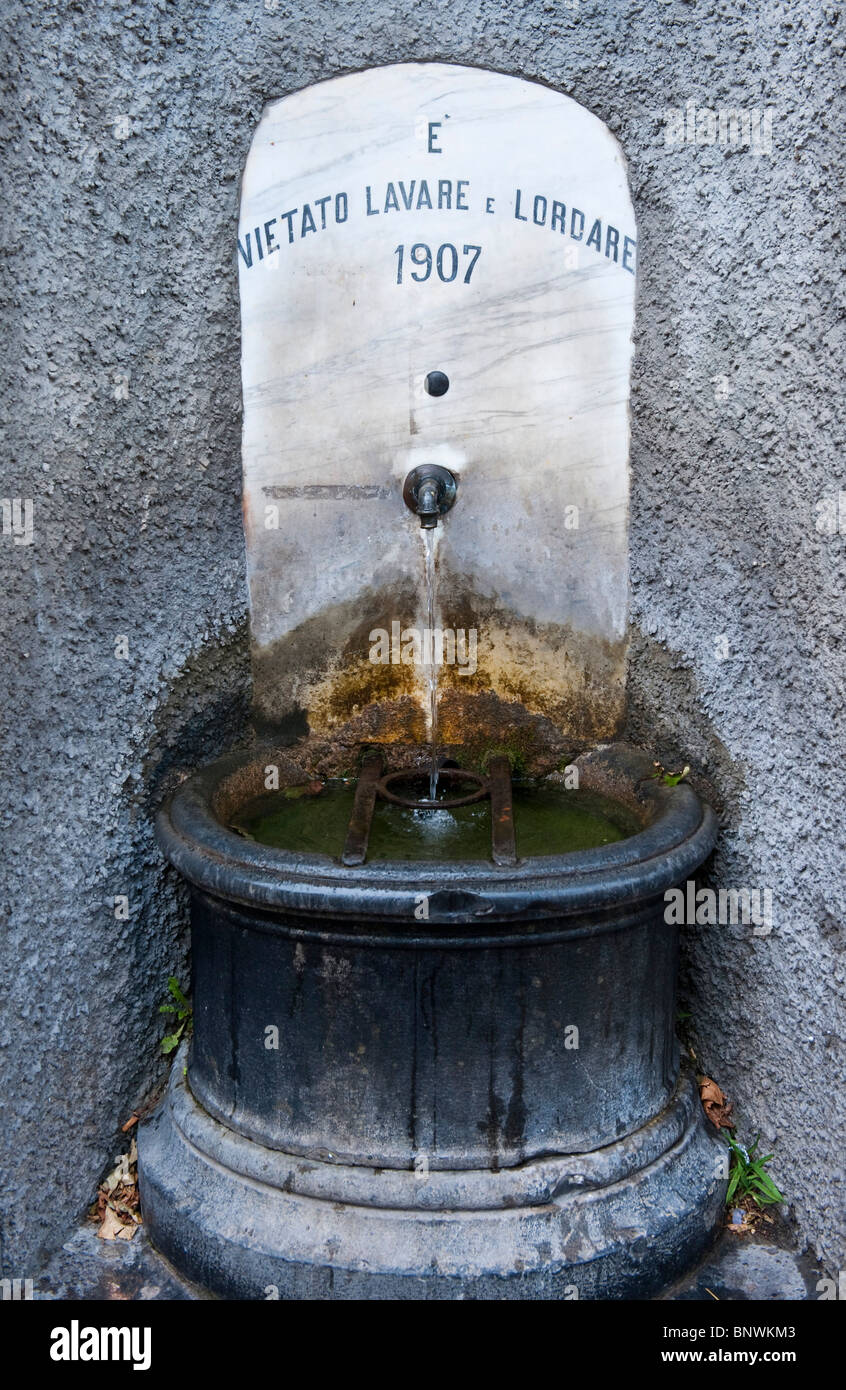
[403,465,458,529]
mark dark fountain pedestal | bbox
[139,743,726,1299]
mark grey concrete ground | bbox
[663,1239,820,1302]
[1,0,843,1289]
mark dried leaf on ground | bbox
[91,1138,141,1240]
[699,1076,734,1129]
[726,1198,774,1236]
[97,1208,129,1240]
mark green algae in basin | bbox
[231,780,641,862]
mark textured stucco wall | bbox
[1,0,843,1281]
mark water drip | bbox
[422,527,440,799]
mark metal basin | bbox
[154,742,717,1170]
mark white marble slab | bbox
[238,64,636,754]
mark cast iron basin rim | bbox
[155,742,718,922]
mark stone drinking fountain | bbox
[138,64,725,1299]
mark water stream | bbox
[422,528,440,799]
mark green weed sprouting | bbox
[654,764,690,786]
[725,1133,784,1208]
[159,976,193,1055]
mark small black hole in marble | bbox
[424,371,449,397]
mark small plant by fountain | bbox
[138,63,726,1299]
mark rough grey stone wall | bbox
[2,0,843,1281]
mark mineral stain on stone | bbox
[251,572,626,765]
